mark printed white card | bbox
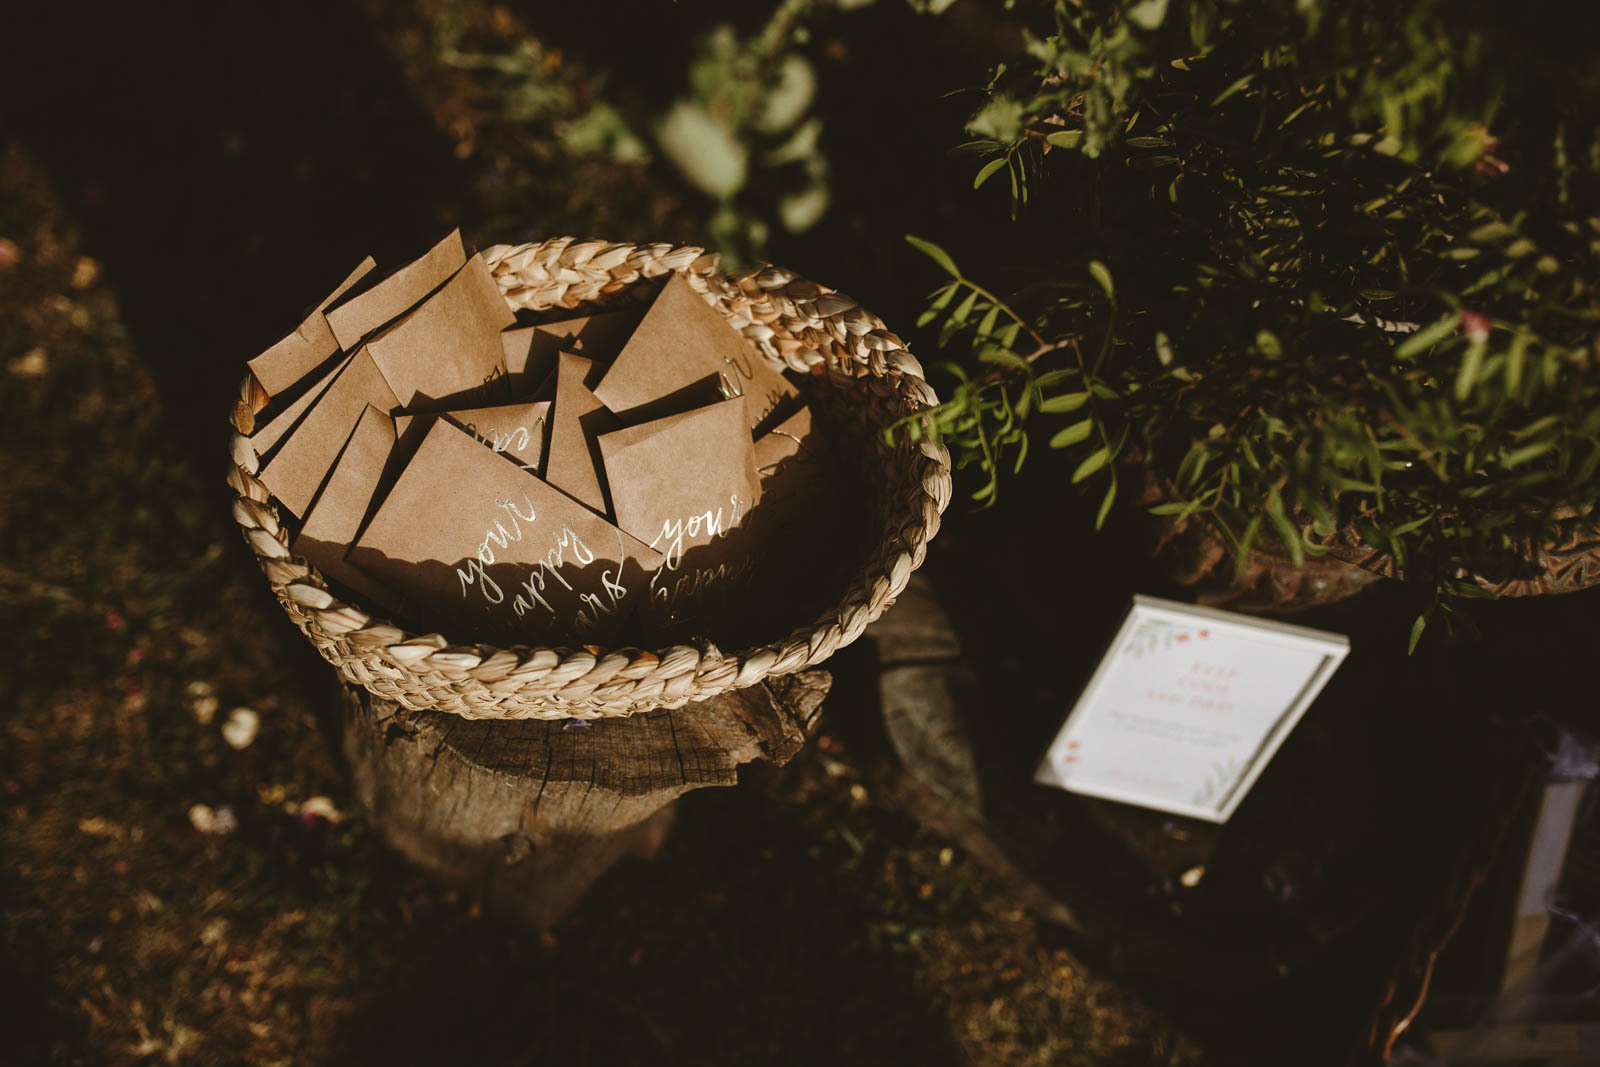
[1035,595,1349,823]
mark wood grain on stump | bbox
[341,670,831,927]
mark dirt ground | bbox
[0,2,1212,1064]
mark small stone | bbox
[186,680,218,725]
[1179,864,1206,888]
[7,347,47,378]
[0,238,18,270]
[938,847,954,867]
[300,795,343,824]
[849,783,868,803]
[188,804,238,835]
[70,256,100,288]
[221,707,260,750]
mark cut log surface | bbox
[341,670,831,927]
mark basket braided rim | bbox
[226,237,953,720]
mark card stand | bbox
[227,237,952,720]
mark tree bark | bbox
[340,670,831,927]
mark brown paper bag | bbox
[259,350,399,517]
[291,404,401,610]
[596,396,762,639]
[364,255,516,412]
[324,230,466,350]
[592,274,799,433]
[247,256,375,399]
[347,418,661,645]
[501,306,645,398]
[544,352,618,518]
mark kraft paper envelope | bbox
[596,396,762,638]
[750,406,842,566]
[753,404,816,477]
[347,419,661,646]
[247,255,376,400]
[260,349,399,517]
[735,403,861,643]
[438,400,550,476]
[363,255,516,412]
[324,229,465,350]
[752,405,839,518]
[249,352,350,458]
[592,274,799,432]
[544,352,618,518]
[292,404,401,611]
[500,306,645,398]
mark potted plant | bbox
[897,0,1600,644]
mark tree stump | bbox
[340,670,831,927]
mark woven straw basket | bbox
[227,237,952,719]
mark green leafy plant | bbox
[898,0,1600,642]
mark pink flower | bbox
[1460,310,1491,346]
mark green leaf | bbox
[1072,447,1110,483]
[975,305,1000,341]
[1502,439,1556,469]
[974,157,1007,190]
[1034,369,1079,389]
[1046,129,1083,149]
[1506,333,1529,391]
[1039,391,1089,413]
[1388,514,1434,538]
[1234,514,1263,574]
[906,235,960,277]
[950,288,979,324]
[1408,612,1427,655]
[1211,73,1255,106]
[1125,136,1174,148]
[1395,316,1458,360]
[1096,474,1118,529]
[977,345,1028,369]
[1050,419,1094,448]
[967,96,1025,142]
[1454,341,1486,401]
[916,284,957,328]
[1088,261,1115,300]
[1126,0,1169,30]
[1264,494,1303,567]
